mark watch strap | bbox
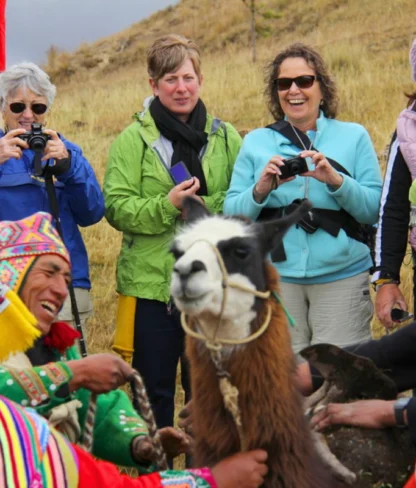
[394,397,412,428]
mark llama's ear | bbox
[183,196,211,223]
[258,199,313,254]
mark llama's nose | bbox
[174,259,207,277]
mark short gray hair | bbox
[0,62,56,111]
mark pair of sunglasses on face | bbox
[9,102,48,115]
[274,75,319,91]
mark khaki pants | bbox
[280,272,373,355]
[58,288,93,341]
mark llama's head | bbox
[170,197,311,340]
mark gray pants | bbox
[58,287,93,340]
[280,272,373,354]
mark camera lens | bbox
[29,135,48,151]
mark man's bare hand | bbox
[212,450,269,488]
[310,400,396,431]
[67,353,134,393]
[131,427,190,463]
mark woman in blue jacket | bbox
[224,43,382,354]
[0,62,104,336]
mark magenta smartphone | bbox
[169,161,193,185]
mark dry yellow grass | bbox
[34,0,415,362]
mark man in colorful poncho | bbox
[0,259,268,487]
[0,211,188,468]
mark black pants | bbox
[132,298,190,429]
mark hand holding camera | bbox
[14,123,70,177]
[17,123,68,162]
[0,128,28,164]
[299,149,344,189]
[253,156,296,203]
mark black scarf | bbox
[150,97,208,196]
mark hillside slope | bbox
[46,0,415,84]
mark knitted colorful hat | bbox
[410,39,416,82]
[0,212,70,293]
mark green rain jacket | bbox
[104,108,242,302]
[1,346,150,470]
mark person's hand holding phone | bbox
[375,283,407,330]
[168,177,200,209]
[391,308,414,324]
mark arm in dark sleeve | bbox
[373,133,412,282]
[406,398,416,447]
[311,322,416,392]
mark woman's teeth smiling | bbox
[288,99,305,105]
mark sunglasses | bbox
[9,102,48,115]
[274,75,318,91]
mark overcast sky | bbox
[6,0,177,67]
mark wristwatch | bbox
[394,397,412,428]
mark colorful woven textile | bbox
[160,470,213,487]
[0,212,70,292]
[0,395,79,487]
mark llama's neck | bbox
[194,308,257,355]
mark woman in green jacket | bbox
[104,34,241,431]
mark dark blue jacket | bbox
[0,131,105,288]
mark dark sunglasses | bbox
[9,102,48,115]
[274,75,318,91]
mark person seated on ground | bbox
[0,283,269,488]
[0,211,189,471]
[293,321,416,439]
[0,62,105,336]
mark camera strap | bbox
[266,120,352,178]
[33,149,44,177]
[43,173,88,358]
[264,121,375,264]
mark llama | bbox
[170,197,343,488]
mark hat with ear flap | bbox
[410,39,416,82]
[0,283,40,361]
[0,211,70,294]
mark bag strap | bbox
[267,120,352,178]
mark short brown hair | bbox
[147,34,202,83]
[264,43,338,120]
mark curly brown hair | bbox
[264,43,338,121]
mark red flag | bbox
[0,0,6,71]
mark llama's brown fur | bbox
[187,263,342,487]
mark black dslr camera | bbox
[279,156,308,179]
[19,123,51,151]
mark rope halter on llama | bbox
[179,238,276,451]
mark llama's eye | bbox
[233,247,249,259]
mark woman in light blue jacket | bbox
[224,43,382,353]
